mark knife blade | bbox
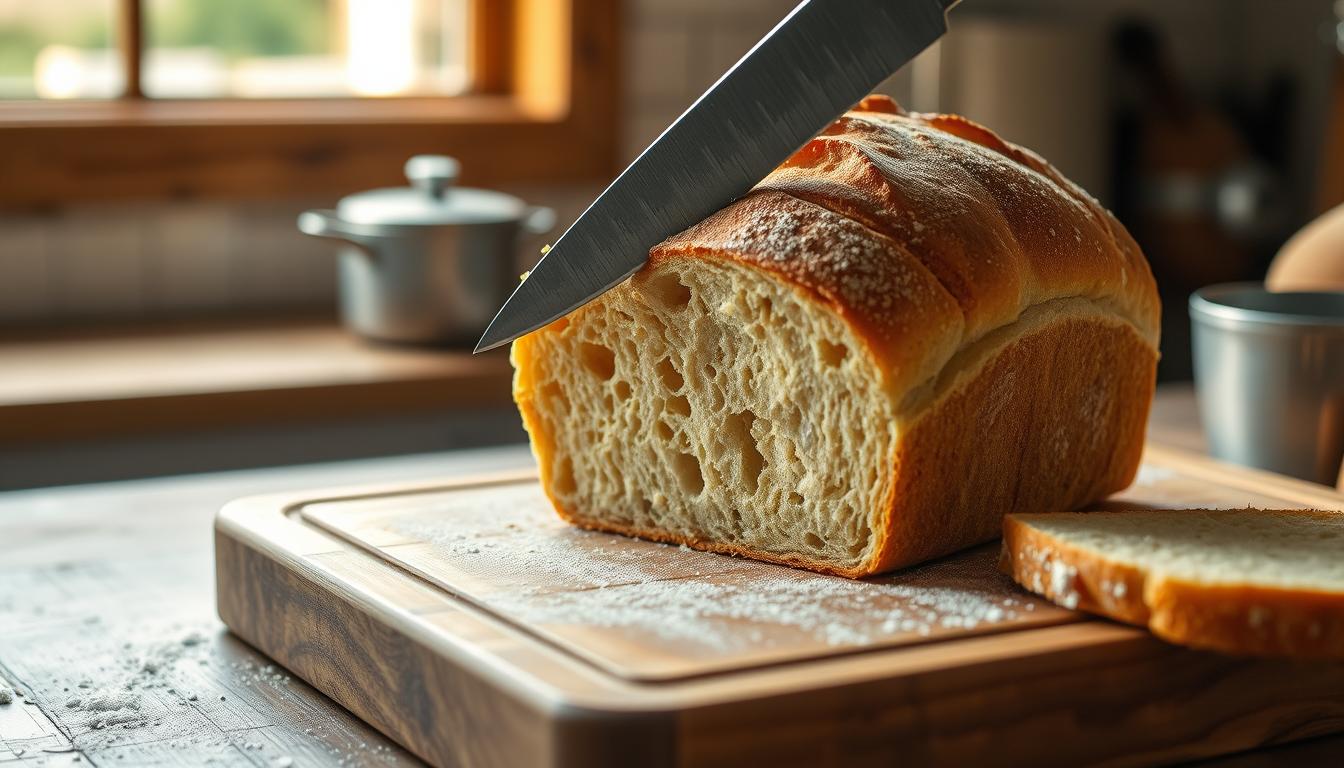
[475,0,959,353]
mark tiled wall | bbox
[0,201,337,323]
[621,0,801,161]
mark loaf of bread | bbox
[512,95,1161,577]
[1002,508,1344,658]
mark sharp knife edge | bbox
[476,0,958,353]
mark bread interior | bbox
[1014,509,1344,590]
[516,259,897,571]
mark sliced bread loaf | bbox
[1001,508,1344,658]
[512,96,1160,578]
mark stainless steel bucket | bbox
[1190,283,1344,484]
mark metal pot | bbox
[1190,283,1344,485]
[298,155,555,345]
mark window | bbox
[0,0,620,204]
[0,0,470,100]
[0,0,119,99]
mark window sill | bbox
[0,0,623,205]
[0,92,617,205]
[0,94,554,127]
[0,316,515,447]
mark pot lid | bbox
[336,155,527,227]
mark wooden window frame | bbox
[0,0,620,206]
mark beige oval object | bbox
[1266,203,1344,292]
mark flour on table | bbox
[1135,464,1176,487]
[58,627,219,732]
[389,504,1039,654]
[488,565,1031,651]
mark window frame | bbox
[0,0,621,205]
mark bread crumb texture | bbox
[513,97,1160,577]
[1003,509,1344,658]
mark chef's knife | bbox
[475,0,960,353]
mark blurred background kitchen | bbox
[1,0,1341,489]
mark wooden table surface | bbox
[0,385,1339,767]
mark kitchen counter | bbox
[0,318,519,489]
[0,386,1338,767]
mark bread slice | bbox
[1002,509,1344,658]
[512,95,1161,578]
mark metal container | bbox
[298,155,555,345]
[1190,283,1344,484]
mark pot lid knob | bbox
[405,155,460,200]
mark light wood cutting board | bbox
[215,444,1344,768]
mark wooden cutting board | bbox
[214,444,1344,768]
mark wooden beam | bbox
[472,0,514,94]
[117,0,143,98]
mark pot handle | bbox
[297,209,382,257]
[523,206,556,235]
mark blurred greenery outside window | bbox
[0,0,469,100]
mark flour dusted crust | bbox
[513,95,1161,577]
[1002,511,1344,659]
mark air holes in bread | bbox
[554,456,576,495]
[668,395,691,417]
[729,508,743,530]
[541,382,570,411]
[819,340,849,367]
[655,420,674,440]
[613,380,632,400]
[672,452,704,495]
[804,532,825,549]
[788,491,804,505]
[724,411,766,493]
[580,342,616,380]
[656,358,684,391]
[647,272,692,309]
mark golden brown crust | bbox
[1001,513,1344,659]
[655,105,1160,400]
[647,191,963,397]
[873,313,1156,572]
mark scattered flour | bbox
[394,507,732,591]
[230,659,293,690]
[1048,560,1080,610]
[58,628,219,733]
[386,505,1038,654]
[65,688,143,730]
[488,570,1028,651]
[1134,464,1177,487]
[0,671,14,705]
